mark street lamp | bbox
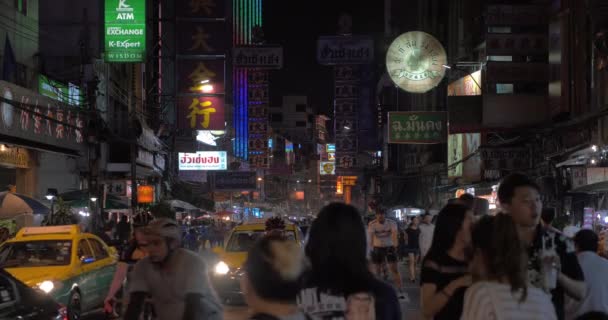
[90,197,98,202]
[46,188,58,222]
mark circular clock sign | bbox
[386,31,447,93]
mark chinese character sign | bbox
[0,81,84,152]
[177,60,225,94]
[177,21,226,55]
[176,0,225,19]
[104,0,146,62]
[178,96,225,131]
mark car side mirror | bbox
[80,256,96,264]
[108,246,118,257]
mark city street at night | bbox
[2,0,608,319]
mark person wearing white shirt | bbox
[418,213,435,259]
[461,214,557,320]
[567,230,608,319]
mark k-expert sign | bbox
[104,0,146,62]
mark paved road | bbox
[85,253,422,319]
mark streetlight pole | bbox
[46,188,57,224]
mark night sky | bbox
[263,0,385,114]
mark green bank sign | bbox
[104,0,146,62]
[388,111,447,144]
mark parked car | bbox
[0,268,66,319]
[211,219,304,304]
[0,225,117,320]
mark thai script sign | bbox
[104,0,146,62]
[233,46,283,69]
[0,81,84,152]
[317,36,374,65]
[388,112,447,144]
[485,33,548,56]
[486,5,548,26]
[178,151,227,171]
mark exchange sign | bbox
[104,0,146,62]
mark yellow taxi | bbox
[211,219,304,303]
[0,225,117,319]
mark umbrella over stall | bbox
[0,192,49,218]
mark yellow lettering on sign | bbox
[188,62,217,92]
[187,99,217,129]
[190,27,213,52]
[189,0,216,15]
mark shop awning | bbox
[106,163,163,178]
[569,181,608,194]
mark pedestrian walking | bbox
[404,216,421,283]
[419,212,435,259]
[368,208,405,297]
[116,215,130,243]
[498,173,585,320]
[420,203,472,320]
[461,214,557,320]
[242,234,310,320]
[297,203,401,320]
[565,229,608,319]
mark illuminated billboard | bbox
[178,151,227,171]
[104,0,146,62]
[320,161,336,175]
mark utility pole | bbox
[129,64,139,219]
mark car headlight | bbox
[214,261,230,275]
[37,280,62,294]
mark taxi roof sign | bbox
[17,225,81,237]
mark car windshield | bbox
[0,240,72,267]
[226,230,296,252]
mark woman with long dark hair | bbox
[461,214,556,319]
[404,216,421,283]
[297,203,401,320]
[420,204,473,320]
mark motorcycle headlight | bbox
[214,261,230,275]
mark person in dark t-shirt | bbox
[404,216,421,282]
[420,204,473,320]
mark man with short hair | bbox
[418,213,434,259]
[125,218,222,320]
[498,173,585,320]
[570,229,608,317]
[368,209,404,298]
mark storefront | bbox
[0,81,86,227]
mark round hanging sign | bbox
[386,31,448,93]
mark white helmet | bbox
[144,218,181,242]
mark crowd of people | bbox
[97,172,608,320]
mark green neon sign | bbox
[38,75,86,106]
[104,0,146,62]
